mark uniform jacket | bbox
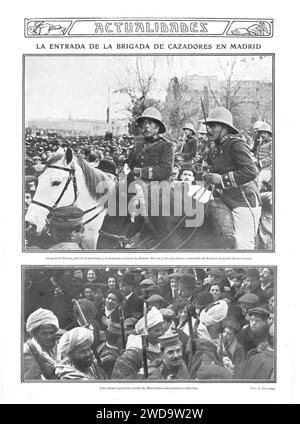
[181,136,197,161]
[207,135,260,209]
[127,136,174,181]
[97,342,122,378]
[111,347,161,379]
[257,139,272,170]
[148,359,190,379]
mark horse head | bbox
[25,146,77,236]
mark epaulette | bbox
[159,135,171,143]
[227,134,244,142]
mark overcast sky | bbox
[25,55,272,122]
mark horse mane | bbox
[75,155,110,200]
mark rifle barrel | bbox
[141,334,148,378]
[72,299,103,368]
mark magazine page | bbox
[0,0,299,408]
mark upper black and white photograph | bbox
[24,54,273,251]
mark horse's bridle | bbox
[31,164,78,212]
[30,163,102,226]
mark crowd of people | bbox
[25,106,273,250]
[24,267,275,381]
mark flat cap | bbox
[139,278,155,287]
[248,307,270,318]
[237,293,259,305]
[147,294,165,304]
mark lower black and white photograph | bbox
[22,266,276,382]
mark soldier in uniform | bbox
[148,332,189,379]
[47,206,85,250]
[251,120,264,157]
[97,321,125,379]
[181,123,198,163]
[256,122,272,171]
[204,107,261,250]
[111,307,164,379]
[126,107,174,182]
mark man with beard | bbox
[237,307,270,354]
[24,308,61,380]
[148,332,189,379]
[234,323,274,380]
[55,327,106,380]
[204,107,261,250]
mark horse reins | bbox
[31,165,78,212]
[31,164,103,226]
[150,184,215,250]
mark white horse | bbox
[25,147,114,249]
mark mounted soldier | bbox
[126,107,174,183]
[204,107,261,250]
[180,123,198,163]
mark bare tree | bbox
[114,58,160,134]
[207,57,271,129]
[207,58,255,110]
[163,76,204,138]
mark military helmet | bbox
[182,123,196,135]
[136,107,166,134]
[205,107,239,134]
[253,120,264,130]
[257,122,272,134]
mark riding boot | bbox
[206,198,236,249]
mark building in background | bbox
[27,116,129,137]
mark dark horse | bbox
[96,178,235,250]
